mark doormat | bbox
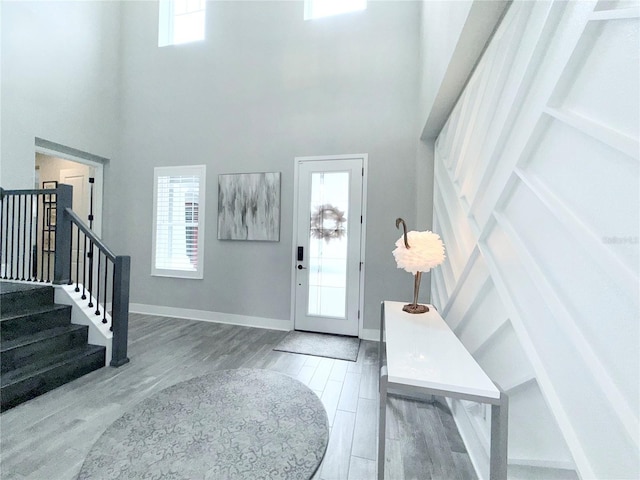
[274,330,360,362]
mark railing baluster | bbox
[36,194,42,281]
[21,196,27,280]
[95,250,101,316]
[43,198,50,283]
[103,259,109,324]
[17,195,23,280]
[28,195,34,281]
[88,243,94,305]
[82,233,87,299]
[10,195,16,279]
[68,224,73,284]
[28,195,32,280]
[75,225,81,292]
[87,240,94,308]
[0,192,5,279]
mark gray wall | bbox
[108,1,422,328]
[0,1,120,188]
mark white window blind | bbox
[158,0,206,47]
[152,165,206,279]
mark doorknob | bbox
[297,264,307,270]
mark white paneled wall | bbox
[431,1,639,479]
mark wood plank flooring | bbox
[0,314,477,480]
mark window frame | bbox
[158,0,206,47]
[151,165,206,279]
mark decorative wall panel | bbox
[431,1,639,479]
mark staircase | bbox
[0,281,106,412]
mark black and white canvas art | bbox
[218,172,281,241]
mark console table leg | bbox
[378,301,385,393]
[490,392,509,480]
[378,367,388,480]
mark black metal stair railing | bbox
[0,185,130,367]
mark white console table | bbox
[378,301,508,479]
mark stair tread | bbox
[0,303,70,322]
[0,282,50,295]
[1,324,87,352]
[1,344,105,387]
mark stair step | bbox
[1,324,90,374]
[0,304,72,340]
[0,344,106,412]
[0,283,54,317]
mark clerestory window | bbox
[158,0,206,47]
[304,0,367,20]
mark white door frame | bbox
[290,153,368,337]
[35,146,104,236]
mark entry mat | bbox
[274,330,360,362]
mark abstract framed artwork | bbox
[218,172,281,241]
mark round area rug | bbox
[77,368,329,480]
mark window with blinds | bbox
[152,165,206,278]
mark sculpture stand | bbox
[402,271,430,314]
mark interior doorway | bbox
[35,151,103,236]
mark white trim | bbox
[359,327,379,342]
[151,165,206,279]
[508,457,576,471]
[590,6,640,21]
[130,303,291,331]
[35,145,105,237]
[54,284,112,366]
[291,154,368,338]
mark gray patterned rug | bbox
[77,369,329,480]
[274,330,360,362]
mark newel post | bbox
[111,255,131,367]
[53,184,73,285]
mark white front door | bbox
[293,155,366,336]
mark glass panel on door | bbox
[307,172,350,318]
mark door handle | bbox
[297,264,307,270]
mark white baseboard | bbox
[129,303,292,332]
[360,328,380,342]
[130,304,381,340]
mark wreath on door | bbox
[310,204,347,241]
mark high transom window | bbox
[304,0,367,20]
[159,0,206,47]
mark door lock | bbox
[297,264,307,270]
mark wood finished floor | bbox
[0,314,477,480]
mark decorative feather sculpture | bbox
[392,218,446,313]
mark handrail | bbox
[1,184,130,367]
[65,208,116,261]
[1,188,44,196]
